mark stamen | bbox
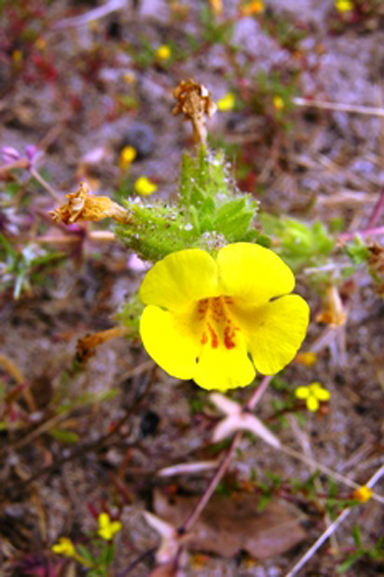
[198,296,239,349]
[207,322,218,348]
[224,325,236,349]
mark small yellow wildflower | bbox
[273,95,285,111]
[35,37,47,51]
[295,382,330,412]
[123,72,136,84]
[119,146,137,171]
[156,45,171,62]
[352,485,373,503]
[217,92,235,112]
[209,0,223,16]
[134,176,157,196]
[240,0,264,17]
[98,513,122,541]
[295,351,318,368]
[12,50,23,65]
[52,537,76,557]
[191,553,210,569]
[140,243,309,391]
[335,0,354,12]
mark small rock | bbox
[121,122,156,160]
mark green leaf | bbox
[260,214,335,270]
[50,428,79,443]
[336,551,364,573]
[257,493,272,511]
[346,237,370,265]
[352,525,362,548]
[77,544,95,563]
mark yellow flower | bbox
[295,351,317,367]
[119,146,137,170]
[335,0,353,12]
[273,95,285,111]
[209,0,223,16]
[123,72,136,84]
[217,92,235,111]
[295,382,330,412]
[240,0,264,16]
[134,176,158,196]
[139,243,309,391]
[352,486,373,503]
[52,537,76,557]
[156,45,171,61]
[97,513,122,541]
[35,37,47,51]
[12,49,23,65]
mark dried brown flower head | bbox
[368,242,384,296]
[50,182,129,225]
[173,79,217,145]
[315,284,347,328]
[76,326,128,364]
[368,242,384,273]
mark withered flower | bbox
[173,79,217,145]
[315,285,347,328]
[50,182,130,225]
[368,243,384,296]
[76,326,128,364]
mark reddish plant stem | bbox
[338,225,384,242]
[367,188,384,229]
[181,430,242,533]
[247,375,273,411]
[179,375,272,534]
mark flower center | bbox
[197,296,239,350]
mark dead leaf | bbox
[154,489,306,560]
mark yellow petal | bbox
[156,45,171,60]
[111,521,122,533]
[295,386,310,399]
[140,305,199,379]
[241,294,310,375]
[134,176,157,196]
[352,486,373,503]
[295,351,317,367]
[314,386,330,401]
[217,243,295,307]
[307,395,319,412]
[139,249,218,312]
[98,513,109,529]
[217,92,235,111]
[99,527,112,540]
[193,333,255,391]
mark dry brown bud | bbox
[173,79,216,145]
[315,285,347,327]
[76,326,128,364]
[368,242,384,273]
[368,242,384,296]
[50,182,130,225]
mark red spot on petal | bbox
[224,326,236,349]
[201,331,208,345]
[197,298,209,319]
[207,323,218,348]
